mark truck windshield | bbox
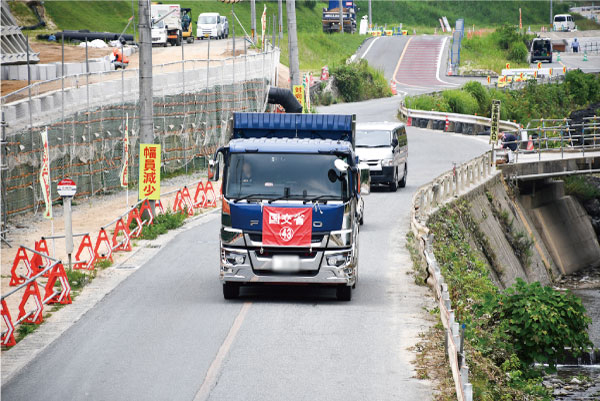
[152,20,165,29]
[356,130,391,147]
[199,15,217,24]
[226,153,348,201]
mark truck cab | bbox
[151,3,182,46]
[322,0,357,33]
[211,113,369,301]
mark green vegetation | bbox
[136,211,187,240]
[461,25,535,73]
[95,259,113,270]
[279,32,366,70]
[424,200,592,400]
[405,71,600,126]
[356,1,570,28]
[563,175,600,201]
[573,12,600,30]
[330,59,392,102]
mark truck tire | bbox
[336,285,352,301]
[223,283,240,299]
[399,165,407,188]
[176,33,182,46]
[163,42,167,48]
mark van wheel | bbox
[336,285,352,301]
[399,165,407,188]
[223,283,240,299]
[389,171,398,192]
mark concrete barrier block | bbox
[14,101,29,121]
[30,98,42,115]
[40,95,54,112]
[88,60,103,73]
[1,66,7,80]
[17,65,29,80]
[3,105,18,124]
[64,63,83,76]
[53,62,63,77]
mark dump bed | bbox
[232,113,356,147]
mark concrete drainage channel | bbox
[410,151,498,401]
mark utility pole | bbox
[339,0,343,33]
[251,0,256,43]
[286,0,300,89]
[550,0,553,26]
[278,0,283,40]
[138,0,155,213]
[368,0,372,28]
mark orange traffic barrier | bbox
[30,239,52,277]
[127,207,144,238]
[139,199,154,226]
[1,300,16,346]
[10,247,32,286]
[44,263,72,305]
[112,218,132,252]
[204,182,218,207]
[74,234,96,270]
[93,228,113,263]
[17,281,43,325]
[194,181,207,208]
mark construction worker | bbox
[182,11,191,32]
[572,38,580,53]
[111,48,129,70]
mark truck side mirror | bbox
[208,160,220,181]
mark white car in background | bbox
[197,12,224,39]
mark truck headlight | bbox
[381,158,394,167]
[221,249,246,266]
[326,251,351,267]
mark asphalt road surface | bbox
[2,91,489,400]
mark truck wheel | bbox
[399,165,407,188]
[336,285,352,301]
[176,34,182,46]
[163,42,168,48]
[223,283,240,299]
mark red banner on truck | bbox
[262,206,312,247]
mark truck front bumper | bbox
[220,246,356,286]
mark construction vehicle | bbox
[181,7,194,44]
[322,0,357,33]
[209,110,370,301]
[151,3,182,47]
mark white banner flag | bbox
[261,5,267,48]
[40,128,53,219]
[120,113,129,188]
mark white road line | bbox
[360,36,380,59]
[436,36,461,87]
[193,302,252,401]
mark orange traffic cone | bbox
[390,80,397,95]
[527,136,534,151]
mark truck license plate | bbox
[272,255,300,272]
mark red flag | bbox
[262,206,312,247]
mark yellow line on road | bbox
[193,302,252,401]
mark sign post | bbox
[57,178,77,270]
[489,100,501,165]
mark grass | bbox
[563,175,600,201]
[460,30,530,74]
[136,211,187,240]
[573,12,600,31]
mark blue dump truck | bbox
[209,112,370,301]
[322,0,357,33]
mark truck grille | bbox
[247,232,325,244]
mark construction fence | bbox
[1,47,280,220]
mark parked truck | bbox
[151,3,182,47]
[322,0,357,33]
[209,112,370,301]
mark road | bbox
[2,86,489,400]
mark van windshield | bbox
[226,153,348,201]
[199,15,217,24]
[356,130,391,147]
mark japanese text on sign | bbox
[293,85,305,111]
[262,206,312,247]
[489,100,501,144]
[138,144,161,200]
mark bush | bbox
[331,59,392,103]
[463,81,491,115]
[483,279,592,370]
[442,90,479,115]
[508,41,528,63]
[496,25,522,50]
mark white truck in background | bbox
[151,3,182,47]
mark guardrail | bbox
[1,178,221,347]
[501,118,600,163]
[410,151,497,401]
[398,103,521,132]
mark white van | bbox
[355,122,408,191]
[197,13,224,40]
[553,14,576,32]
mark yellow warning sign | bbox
[293,85,305,111]
[139,144,161,200]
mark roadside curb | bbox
[0,208,220,385]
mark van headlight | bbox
[221,249,247,266]
[326,251,351,267]
[381,158,394,167]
